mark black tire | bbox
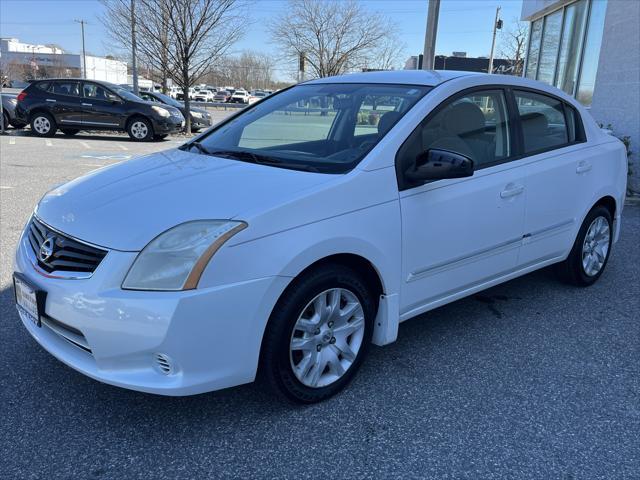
[61,128,80,136]
[555,205,613,286]
[260,264,375,403]
[191,128,201,133]
[1,111,8,131]
[153,134,168,140]
[127,116,154,141]
[30,111,57,137]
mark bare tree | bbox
[139,0,245,132]
[269,0,400,79]
[499,18,528,76]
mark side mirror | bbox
[404,148,474,182]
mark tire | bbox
[555,205,613,286]
[191,128,201,134]
[61,128,80,136]
[30,112,57,137]
[260,264,375,403]
[1,111,8,131]
[153,134,168,140]
[127,116,154,141]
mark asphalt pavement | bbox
[1,130,639,479]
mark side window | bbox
[35,82,50,91]
[83,83,117,101]
[514,90,569,154]
[398,89,511,176]
[51,81,80,97]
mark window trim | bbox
[511,87,587,158]
[394,84,588,192]
[394,85,520,191]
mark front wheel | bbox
[127,117,153,141]
[30,112,57,137]
[555,205,613,286]
[260,264,375,403]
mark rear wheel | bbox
[61,128,80,136]
[260,264,375,403]
[127,117,153,141]
[555,205,613,286]
[30,112,57,137]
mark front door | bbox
[81,82,124,129]
[397,88,526,318]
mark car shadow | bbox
[4,127,179,142]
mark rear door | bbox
[81,82,125,129]
[513,89,593,266]
[47,81,82,126]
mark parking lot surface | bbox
[1,131,639,479]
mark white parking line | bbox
[0,185,13,189]
[117,144,128,151]
[45,139,53,147]
[80,141,91,149]
[79,163,105,168]
[9,137,16,145]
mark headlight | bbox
[122,220,247,291]
[151,105,170,118]
[192,111,203,118]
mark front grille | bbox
[27,217,107,274]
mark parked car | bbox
[1,93,27,130]
[213,90,231,102]
[14,78,184,141]
[248,91,268,104]
[13,71,626,404]
[229,89,250,104]
[136,90,212,132]
[193,89,215,102]
[176,88,197,101]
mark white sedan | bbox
[14,70,627,403]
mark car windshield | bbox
[188,83,430,173]
[152,92,182,108]
[108,84,144,102]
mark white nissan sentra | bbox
[14,71,627,403]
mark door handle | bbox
[500,184,525,199]
[576,161,592,173]
[46,99,56,102]
[81,103,93,107]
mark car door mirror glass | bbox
[404,149,474,182]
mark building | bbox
[404,55,517,75]
[0,37,127,84]
[521,0,640,192]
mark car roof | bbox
[305,70,479,86]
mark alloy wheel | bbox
[131,121,148,139]
[581,215,610,276]
[33,116,51,134]
[289,288,365,388]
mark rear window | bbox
[514,90,568,154]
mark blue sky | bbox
[0,0,524,78]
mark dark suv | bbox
[14,79,185,141]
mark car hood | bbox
[36,148,336,251]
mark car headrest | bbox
[521,112,549,136]
[377,111,401,135]
[443,102,486,137]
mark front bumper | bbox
[14,228,289,396]
[152,116,184,134]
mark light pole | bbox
[74,19,87,78]
[422,0,441,70]
[488,7,502,74]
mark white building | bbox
[521,0,640,192]
[0,37,127,84]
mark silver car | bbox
[1,93,26,130]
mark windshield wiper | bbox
[184,141,211,155]
[207,149,320,173]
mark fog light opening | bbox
[153,352,175,376]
